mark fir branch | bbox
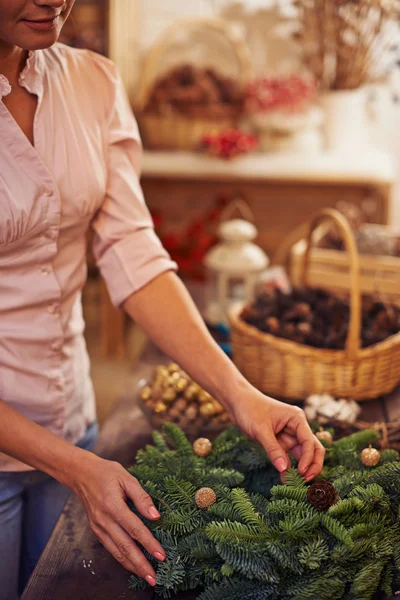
[320,514,354,548]
[298,537,329,570]
[265,541,304,575]
[350,561,384,599]
[230,488,264,527]
[204,468,244,488]
[164,477,197,507]
[271,484,308,503]
[161,507,202,536]
[198,577,277,600]
[291,574,345,600]
[152,430,169,453]
[162,422,193,456]
[205,520,265,544]
[216,540,279,584]
[282,468,307,489]
[380,562,395,598]
[279,513,320,542]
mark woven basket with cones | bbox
[229,209,400,402]
[135,18,252,151]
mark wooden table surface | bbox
[22,341,400,600]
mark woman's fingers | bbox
[93,526,157,587]
[114,500,166,562]
[124,474,161,521]
[258,427,290,473]
[278,425,325,479]
[278,432,303,461]
[286,410,320,475]
[302,441,326,482]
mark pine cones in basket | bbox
[143,64,244,119]
[241,287,400,350]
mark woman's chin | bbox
[16,23,62,50]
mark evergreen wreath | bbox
[127,423,400,600]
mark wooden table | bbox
[22,342,400,600]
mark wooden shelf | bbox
[142,150,396,186]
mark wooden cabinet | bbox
[141,151,395,259]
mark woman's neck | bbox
[0,41,27,86]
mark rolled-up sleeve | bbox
[91,68,177,307]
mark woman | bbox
[0,1,325,598]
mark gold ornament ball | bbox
[154,401,167,414]
[212,401,224,415]
[140,386,152,401]
[167,372,181,386]
[198,390,212,404]
[193,438,213,457]
[316,429,333,446]
[168,363,181,374]
[200,402,217,418]
[185,384,200,401]
[162,388,177,403]
[195,487,217,509]
[155,365,169,379]
[176,378,189,392]
[361,445,381,467]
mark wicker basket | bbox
[135,18,252,151]
[229,208,400,402]
[273,214,400,306]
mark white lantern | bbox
[204,211,269,326]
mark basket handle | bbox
[135,17,253,112]
[301,208,362,359]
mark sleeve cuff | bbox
[95,228,178,307]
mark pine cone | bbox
[306,480,339,511]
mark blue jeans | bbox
[0,422,98,600]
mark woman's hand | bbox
[227,384,326,482]
[71,454,165,586]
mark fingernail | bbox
[149,507,160,519]
[306,474,314,482]
[154,552,165,562]
[146,575,156,587]
[274,458,287,473]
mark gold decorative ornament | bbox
[185,384,199,401]
[154,401,168,414]
[200,402,217,418]
[212,401,224,415]
[198,390,212,404]
[140,386,152,401]
[361,445,381,467]
[168,363,181,373]
[167,372,181,385]
[195,487,217,509]
[193,438,212,457]
[155,365,169,379]
[176,378,189,392]
[316,428,333,446]
[162,388,177,403]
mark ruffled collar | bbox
[0,50,44,99]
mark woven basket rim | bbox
[229,302,400,360]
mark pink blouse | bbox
[0,44,176,471]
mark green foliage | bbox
[127,423,400,599]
